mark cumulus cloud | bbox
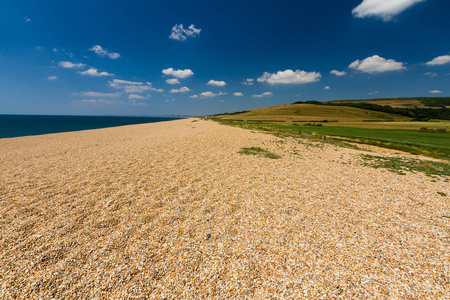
[349,55,405,73]
[257,69,321,84]
[241,79,254,85]
[197,91,227,98]
[129,100,148,106]
[252,92,273,98]
[166,78,181,85]
[330,70,347,76]
[48,76,57,80]
[78,68,113,77]
[352,0,425,21]
[207,80,227,87]
[79,99,122,105]
[170,87,190,93]
[423,72,438,77]
[108,79,162,93]
[429,90,442,94]
[128,94,149,99]
[162,68,194,79]
[324,86,331,90]
[234,92,243,96]
[58,61,86,69]
[169,24,201,41]
[425,55,450,66]
[89,45,121,59]
[80,91,120,97]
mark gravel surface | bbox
[0,118,448,299]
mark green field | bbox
[210,97,450,160]
[267,124,450,159]
[215,104,410,122]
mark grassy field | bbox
[268,124,450,159]
[302,121,449,131]
[212,119,450,160]
[327,97,450,109]
[217,104,410,122]
[211,98,450,160]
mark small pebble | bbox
[206,233,211,240]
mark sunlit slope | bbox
[327,97,450,109]
[215,104,410,122]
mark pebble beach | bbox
[0,118,448,299]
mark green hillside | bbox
[326,97,450,109]
[213,104,410,122]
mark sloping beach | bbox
[0,118,448,298]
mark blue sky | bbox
[1,0,449,116]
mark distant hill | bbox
[211,103,410,122]
[326,97,450,109]
[211,97,450,122]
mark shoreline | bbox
[0,115,183,140]
[1,118,448,298]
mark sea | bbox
[0,114,181,139]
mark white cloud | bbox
[429,90,442,94]
[48,76,57,80]
[170,87,190,93]
[368,91,380,95]
[330,70,347,76]
[252,92,273,98]
[78,68,113,77]
[89,45,121,59]
[169,24,201,41]
[166,78,181,85]
[324,86,331,90]
[207,80,227,87]
[349,55,405,73]
[80,91,120,97]
[35,46,43,51]
[352,0,425,21]
[234,92,243,96]
[198,91,227,98]
[79,99,122,105]
[108,79,161,93]
[129,100,148,106]
[162,68,194,79]
[241,79,254,85]
[52,48,58,52]
[25,18,31,22]
[190,95,199,98]
[423,72,438,77]
[257,69,321,84]
[128,94,149,99]
[425,55,450,66]
[58,61,86,69]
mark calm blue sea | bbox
[0,115,181,139]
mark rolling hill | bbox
[213,103,410,122]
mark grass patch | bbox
[239,147,281,159]
[263,124,450,160]
[437,192,447,197]
[360,154,450,177]
[211,118,449,161]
